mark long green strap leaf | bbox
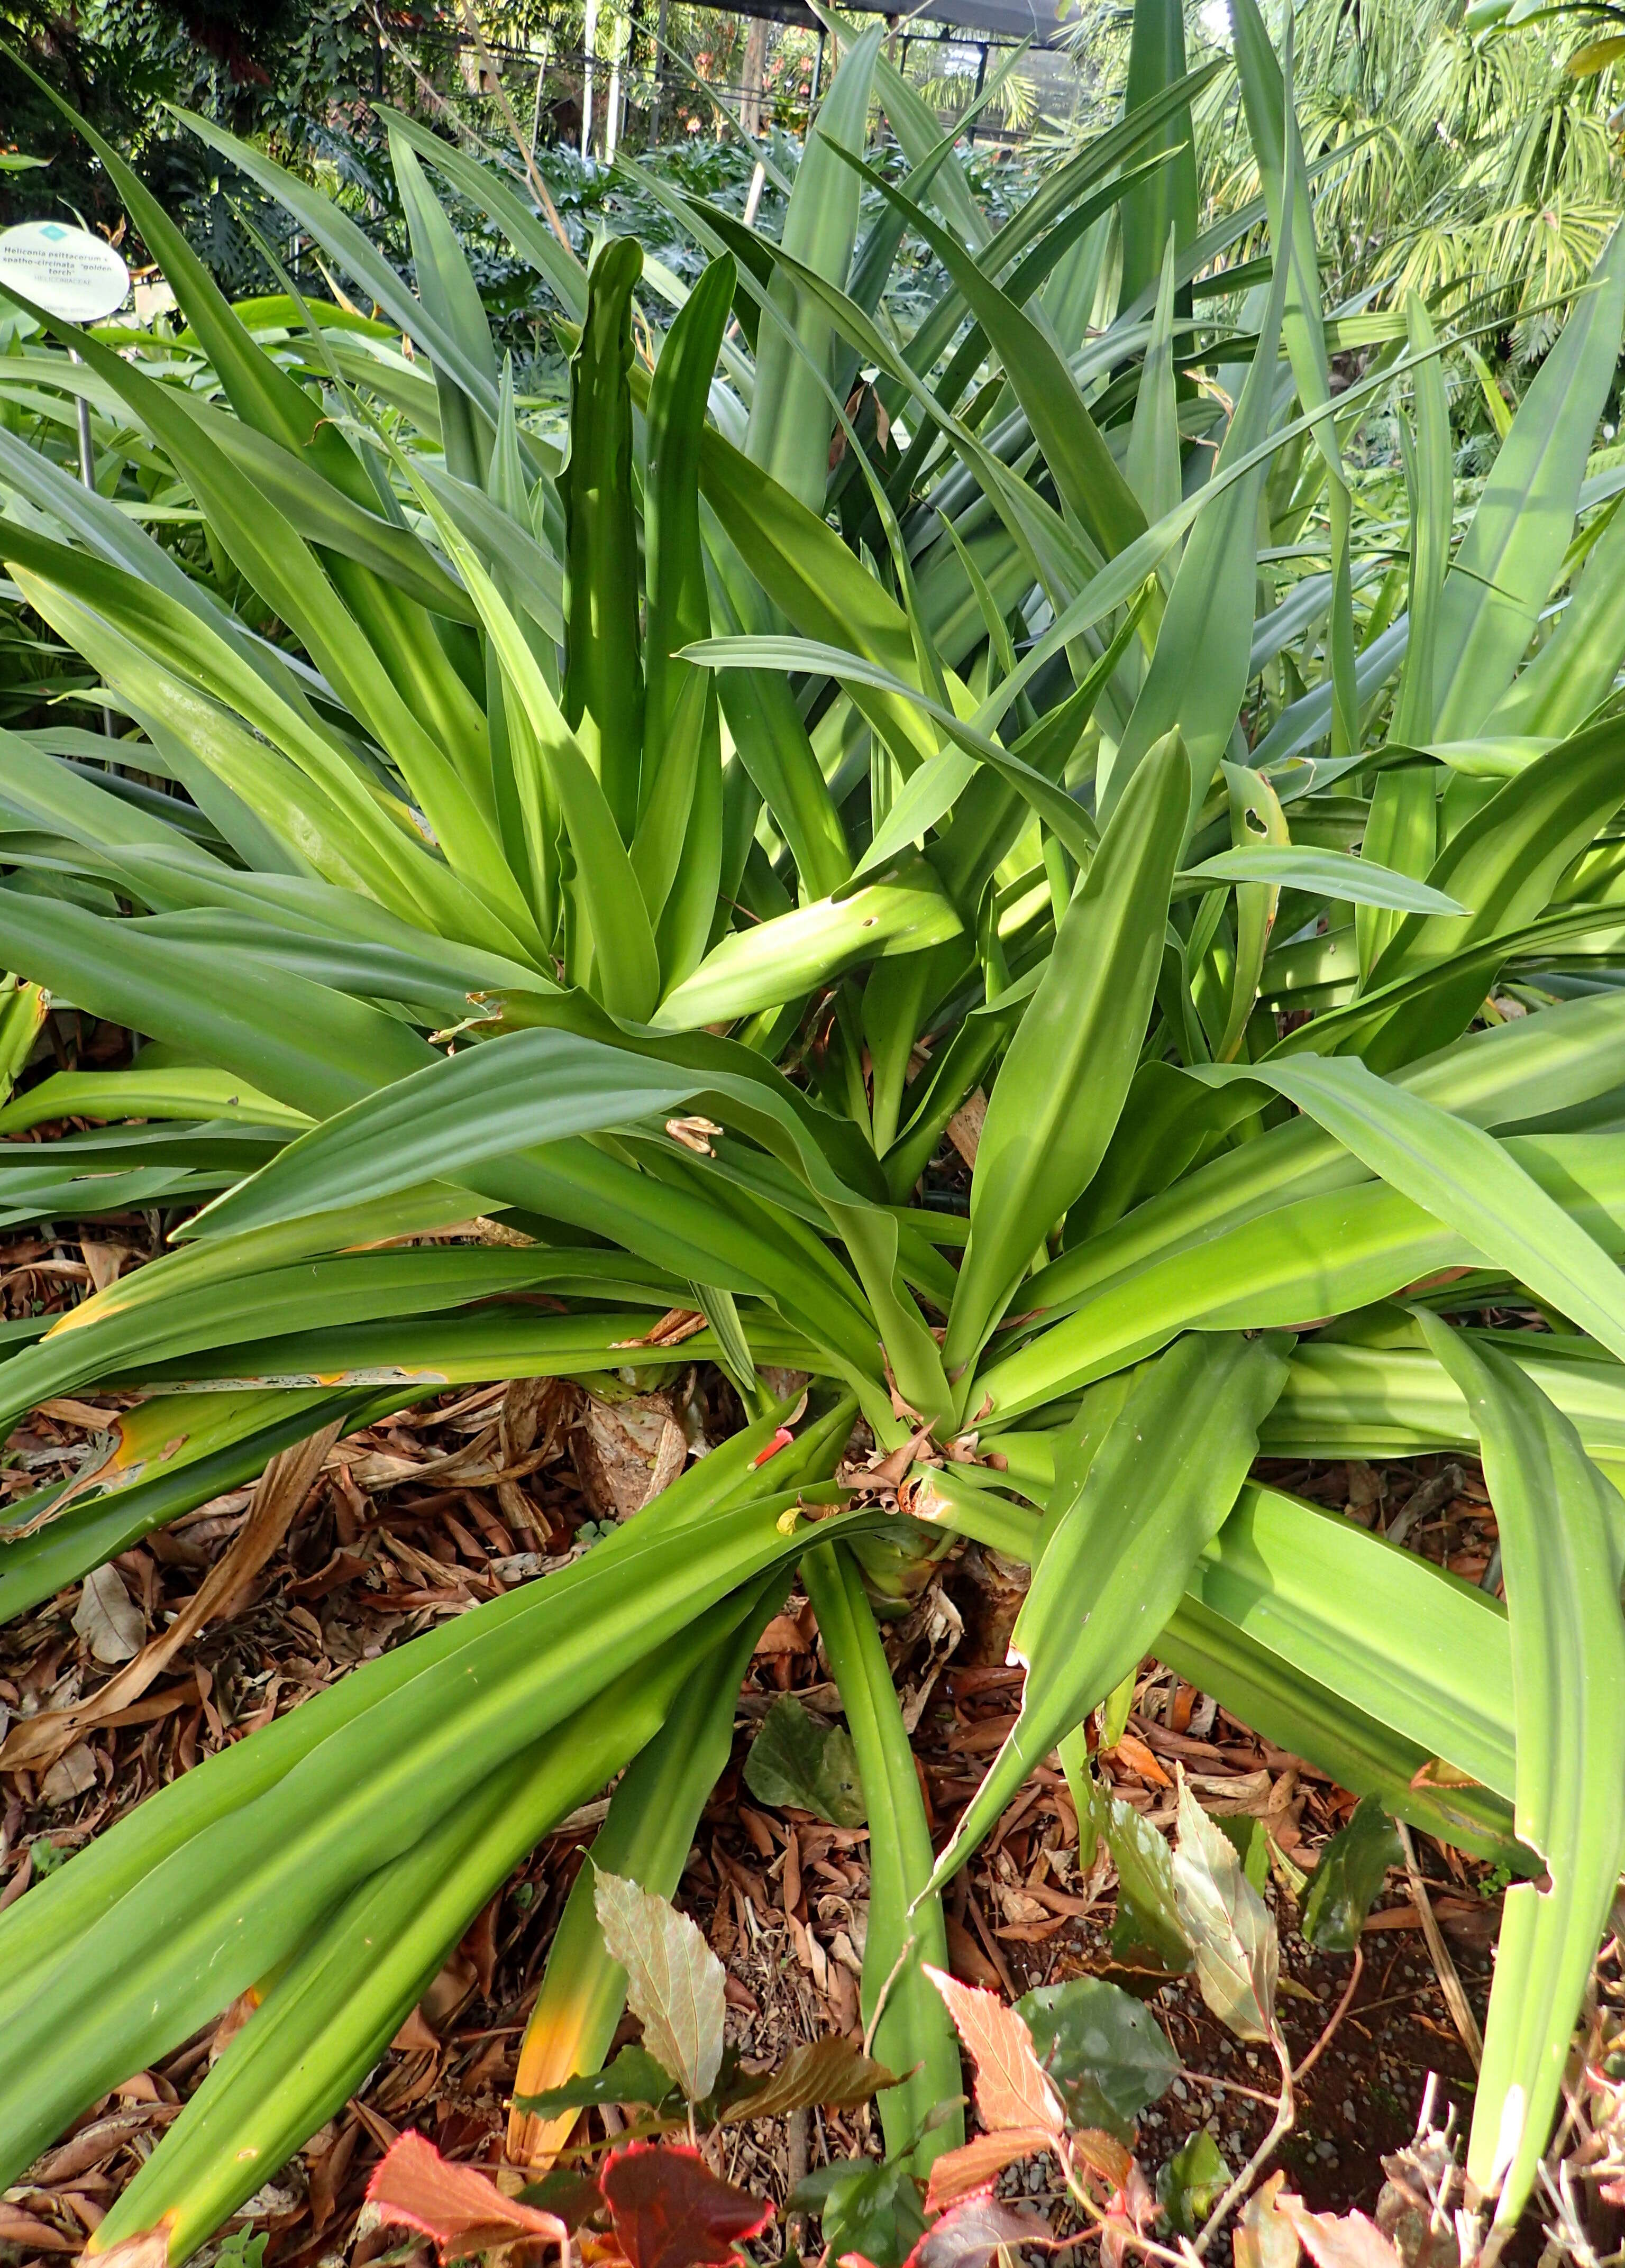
[1389,295,1452,750]
[1359,712,1625,1062]
[1208,1053,1625,1368]
[833,145,1146,566]
[801,1540,962,2169]
[745,23,883,512]
[924,1331,1290,1891]
[945,729,1188,1383]
[1417,1316,1625,2223]
[509,1575,787,2165]
[1432,221,1625,739]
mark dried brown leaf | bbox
[720,2035,895,2123]
[73,1563,143,1663]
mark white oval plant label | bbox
[0,221,130,324]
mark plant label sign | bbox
[0,221,129,323]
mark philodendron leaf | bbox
[512,2043,678,2118]
[592,1869,726,2104]
[742,1694,866,1826]
[1015,1977,1178,2139]
[1157,2129,1230,2237]
[1300,1797,1402,1954]
[1171,1771,1279,2043]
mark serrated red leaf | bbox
[599,2141,771,2268]
[1101,2161,1157,2268]
[366,2132,568,2261]
[922,1963,1063,2136]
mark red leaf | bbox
[925,2129,1057,2212]
[1071,2130,1135,2193]
[599,2141,772,2268]
[366,2132,568,2261]
[1276,2197,1403,2268]
[1234,2173,1299,2268]
[922,1963,1063,2136]
[912,2196,1050,2268]
[1101,2160,1157,2268]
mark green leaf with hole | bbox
[743,1694,866,1827]
[1016,1978,1178,2139]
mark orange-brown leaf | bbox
[922,1964,1063,2136]
[1070,2129,1135,2192]
[925,2129,1057,2212]
[1106,1733,1172,1788]
[366,2132,568,2261]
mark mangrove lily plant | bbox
[0,0,1624,2247]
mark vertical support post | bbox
[582,0,598,156]
[648,0,671,139]
[606,12,623,159]
[530,41,549,154]
[626,0,646,136]
[740,11,768,137]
